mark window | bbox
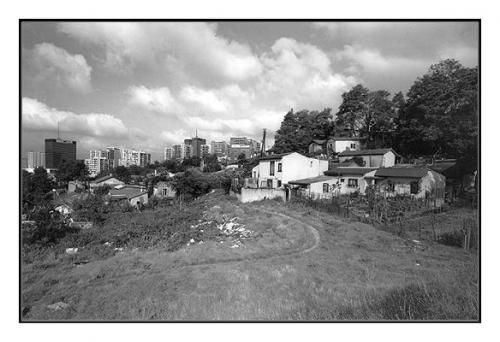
[253,171,256,178]
[323,183,329,193]
[386,180,395,192]
[277,180,282,187]
[340,178,345,183]
[270,161,275,176]
[410,181,419,194]
[310,161,313,167]
[347,178,358,188]
[350,143,356,149]
[277,163,282,172]
[267,179,273,188]
[162,188,168,196]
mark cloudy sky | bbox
[21,21,478,161]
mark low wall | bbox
[237,188,286,203]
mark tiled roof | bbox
[93,174,116,183]
[259,152,293,161]
[339,148,396,157]
[332,137,361,141]
[375,167,429,178]
[310,139,326,145]
[109,187,147,200]
[324,167,377,176]
[288,175,334,185]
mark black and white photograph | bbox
[19,19,479,322]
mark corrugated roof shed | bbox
[288,175,334,185]
[93,174,116,183]
[324,167,377,176]
[339,148,396,157]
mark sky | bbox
[21,21,478,161]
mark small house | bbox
[90,174,124,191]
[323,167,377,195]
[251,152,329,189]
[288,175,338,199]
[308,137,361,157]
[373,166,446,205]
[338,148,399,168]
[153,181,176,198]
[68,180,85,193]
[109,185,148,208]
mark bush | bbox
[22,204,73,245]
[172,169,212,200]
[437,230,464,247]
[72,194,109,224]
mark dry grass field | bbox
[21,190,479,321]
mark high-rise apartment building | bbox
[181,144,192,159]
[28,151,46,169]
[228,137,262,161]
[190,137,206,158]
[164,146,174,160]
[201,144,210,157]
[106,147,121,168]
[173,145,183,159]
[119,148,151,167]
[44,138,77,169]
[85,157,109,176]
[210,141,228,157]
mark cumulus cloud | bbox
[30,43,92,93]
[58,22,262,82]
[258,38,356,110]
[22,97,127,138]
[128,85,183,114]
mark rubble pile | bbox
[186,205,255,247]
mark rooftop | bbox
[339,148,397,157]
[324,167,377,176]
[93,174,116,183]
[332,137,362,141]
[375,166,429,178]
[259,152,293,161]
[109,187,147,200]
[288,175,334,186]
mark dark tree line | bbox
[272,59,478,176]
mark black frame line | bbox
[18,18,481,324]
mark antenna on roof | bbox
[196,129,198,138]
[57,121,60,139]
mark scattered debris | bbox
[412,239,421,244]
[22,306,31,317]
[189,238,195,243]
[73,260,89,265]
[230,244,240,248]
[198,241,204,244]
[65,248,78,254]
[47,302,70,311]
[114,247,124,252]
[103,242,112,246]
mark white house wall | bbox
[334,140,360,153]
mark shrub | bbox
[22,204,73,245]
[72,194,109,224]
[172,169,212,200]
[437,230,464,247]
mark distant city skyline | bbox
[21,21,478,161]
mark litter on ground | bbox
[65,248,78,254]
[47,302,70,310]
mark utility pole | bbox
[261,128,266,157]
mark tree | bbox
[22,167,55,209]
[114,166,131,183]
[172,169,211,200]
[181,156,201,169]
[202,154,222,173]
[56,160,88,183]
[273,108,335,154]
[396,59,478,176]
[334,85,396,148]
[334,84,369,137]
[237,153,247,167]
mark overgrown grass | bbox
[21,191,479,321]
